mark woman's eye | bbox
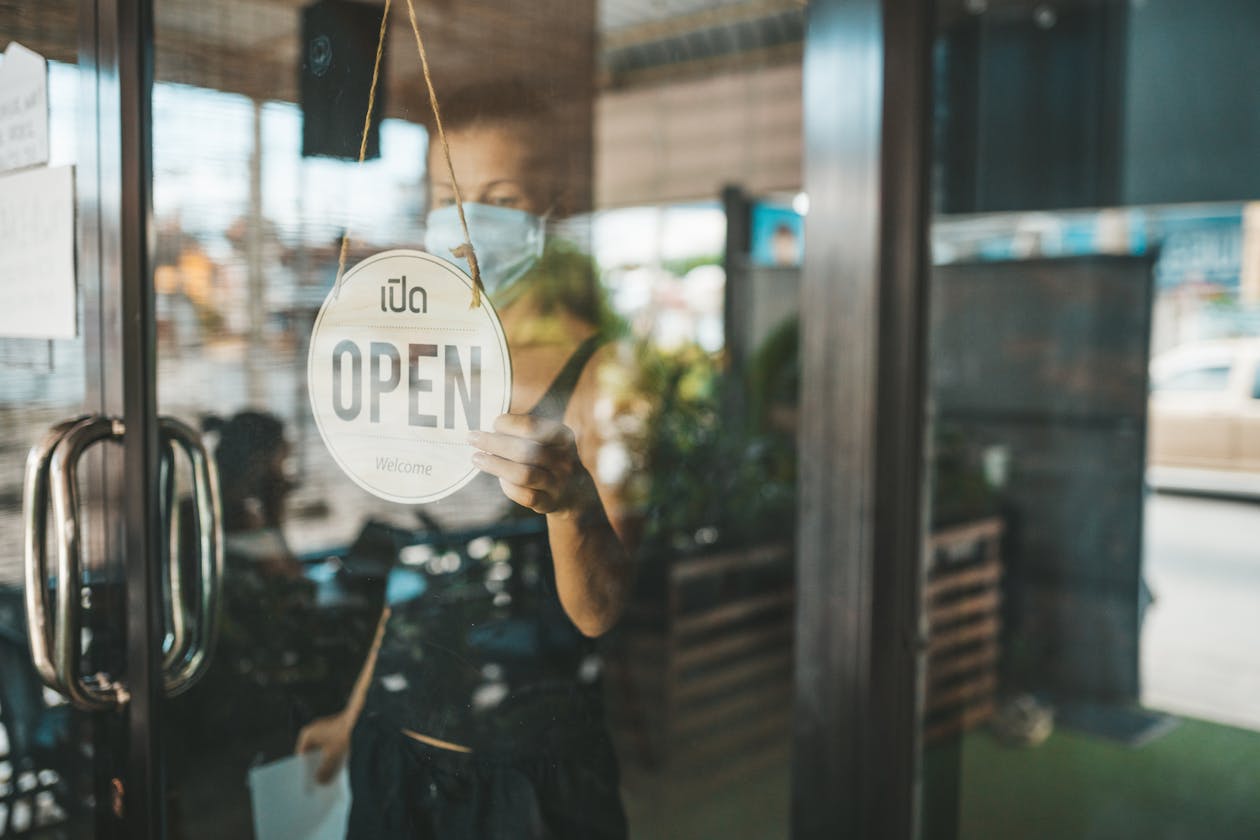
[489,195,521,208]
[433,195,456,208]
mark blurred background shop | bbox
[2,0,1260,838]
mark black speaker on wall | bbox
[300,0,386,160]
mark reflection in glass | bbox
[923,2,1260,837]
[151,0,803,836]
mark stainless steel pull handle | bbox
[159,416,224,697]
[27,414,223,710]
[48,416,129,711]
[23,418,87,696]
[159,438,190,674]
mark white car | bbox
[1147,339,1260,495]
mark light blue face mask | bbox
[423,203,545,295]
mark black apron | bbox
[347,332,627,839]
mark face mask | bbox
[424,202,545,295]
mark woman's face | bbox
[428,122,550,216]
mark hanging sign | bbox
[0,42,50,173]
[308,250,511,504]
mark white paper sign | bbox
[247,752,350,840]
[0,42,49,173]
[307,250,512,504]
[0,165,77,339]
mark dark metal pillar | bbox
[794,0,935,837]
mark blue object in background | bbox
[750,203,804,268]
[385,567,428,605]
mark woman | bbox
[296,81,637,839]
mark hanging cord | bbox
[403,0,483,308]
[332,0,391,300]
[332,0,485,308]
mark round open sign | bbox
[307,250,512,504]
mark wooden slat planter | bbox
[605,542,794,781]
[606,518,1004,776]
[923,517,1005,743]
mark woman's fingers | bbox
[469,415,580,514]
[315,750,342,785]
[490,413,574,448]
[497,478,556,513]
[468,430,550,466]
[472,450,555,490]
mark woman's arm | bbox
[468,352,639,638]
[295,606,391,782]
[342,606,391,719]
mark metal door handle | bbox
[24,414,224,710]
[23,417,88,697]
[48,416,130,710]
[159,437,189,674]
[158,416,224,697]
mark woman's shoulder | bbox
[564,336,638,432]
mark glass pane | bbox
[0,8,98,837]
[923,1,1260,837]
[151,1,803,837]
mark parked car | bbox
[1147,338,1260,494]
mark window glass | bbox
[923,1,1260,838]
[149,1,802,837]
[0,9,100,838]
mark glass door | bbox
[920,1,1260,837]
[2,3,135,837]
[149,0,807,837]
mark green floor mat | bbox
[929,718,1260,840]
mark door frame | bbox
[79,0,165,835]
[116,0,165,834]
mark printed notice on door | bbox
[0,165,77,339]
[0,42,50,173]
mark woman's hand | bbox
[295,712,354,784]
[469,414,598,518]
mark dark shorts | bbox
[346,714,628,840]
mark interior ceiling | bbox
[4,0,813,107]
[2,0,597,116]
[153,0,596,117]
[3,0,1115,104]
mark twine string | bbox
[333,0,484,308]
[404,0,483,308]
[332,0,391,300]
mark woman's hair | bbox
[426,79,572,211]
[430,79,555,134]
[426,80,614,330]
[203,412,285,475]
[203,411,289,530]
